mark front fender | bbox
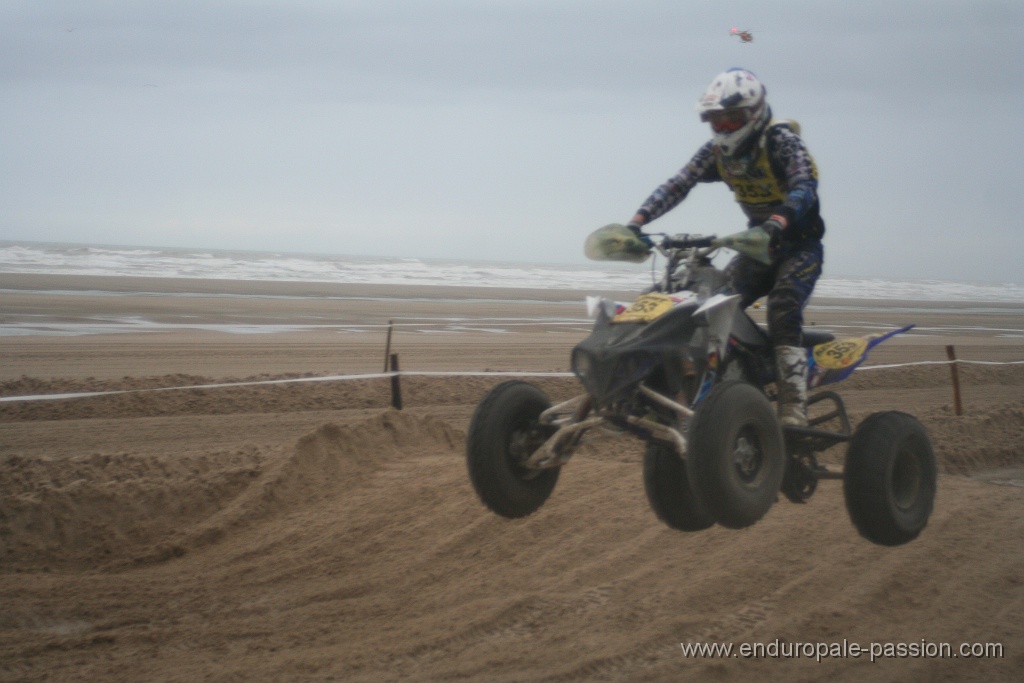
[695,293,742,359]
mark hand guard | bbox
[626,221,653,247]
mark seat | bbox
[802,329,836,347]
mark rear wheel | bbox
[686,381,785,529]
[643,443,715,531]
[844,411,936,546]
[466,381,559,518]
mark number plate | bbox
[812,338,869,369]
[612,293,675,323]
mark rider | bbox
[625,68,825,427]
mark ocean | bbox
[3,241,1023,303]
[2,241,1023,339]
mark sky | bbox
[2,0,1022,283]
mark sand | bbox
[1,273,1023,682]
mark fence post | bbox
[945,345,963,416]
[383,320,394,373]
[389,353,403,410]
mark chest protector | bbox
[714,120,817,209]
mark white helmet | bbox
[695,68,770,157]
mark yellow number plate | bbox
[612,293,675,324]
[812,337,869,369]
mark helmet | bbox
[695,68,770,157]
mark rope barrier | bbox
[1,360,1022,404]
[0,371,574,403]
[854,359,1024,371]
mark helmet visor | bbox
[706,109,750,134]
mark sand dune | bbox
[2,398,1023,681]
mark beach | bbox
[2,272,1023,681]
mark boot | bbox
[775,345,808,427]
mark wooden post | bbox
[946,345,963,416]
[389,353,403,410]
[383,320,394,373]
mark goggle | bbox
[705,109,750,134]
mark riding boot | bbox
[775,345,808,427]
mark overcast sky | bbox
[2,1,1021,283]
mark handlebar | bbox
[660,234,716,250]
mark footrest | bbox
[783,424,850,451]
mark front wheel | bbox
[466,381,559,519]
[686,381,785,529]
[844,411,936,546]
[643,443,715,532]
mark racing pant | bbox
[725,240,824,347]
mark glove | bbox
[760,214,789,256]
[626,221,653,247]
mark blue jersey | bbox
[635,123,824,242]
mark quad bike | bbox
[466,224,937,546]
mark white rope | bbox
[2,360,1022,404]
[0,371,574,403]
[855,359,1024,371]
